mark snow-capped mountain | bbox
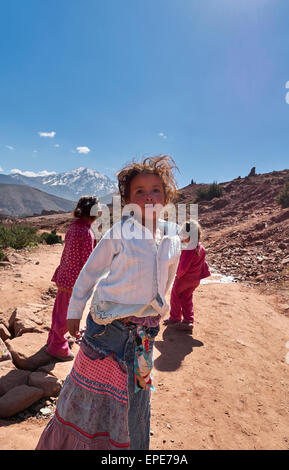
[1,168,118,202]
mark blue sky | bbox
[0,0,289,189]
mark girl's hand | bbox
[67,319,81,338]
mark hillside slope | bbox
[0,184,74,217]
[178,168,289,287]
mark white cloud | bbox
[5,145,15,150]
[158,132,167,140]
[10,169,57,177]
[76,146,91,154]
[38,170,57,176]
[33,150,38,153]
[38,131,56,138]
[54,144,60,148]
[0,166,3,172]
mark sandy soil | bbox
[0,243,288,450]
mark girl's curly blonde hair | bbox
[117,155,179,205]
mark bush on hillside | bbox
[0,249,5,261]
[0,225,39,250]
[195,181,223,202]
[276,181,289,208]
[39,229,62,245]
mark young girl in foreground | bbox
[46,196,99,360]
[36,155,181,450]
[164,220,211,332]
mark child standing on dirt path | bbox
[46,196,100,361]
[164,220,211,332]
[36,155,181,450]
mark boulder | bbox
[0,324,11,341]
[255,222,266,231]
[38,359,75,383]
[28,371,62,397]
[278,242,287,250]
[0,360,31,396]
[0,385,43,418]
[0,313,10,331]
[8,304,51,337]
[5,332,52,370]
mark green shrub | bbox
[0,249,5,261]
[0,225,39,250]
[195,181,223,202]
[39,229,62,245]
[276,182,289,208]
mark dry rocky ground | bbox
[0,168,289,450]
[179,168,289,290]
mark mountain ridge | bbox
[0,184,75,217]
[0,167,118,202]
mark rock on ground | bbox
[0,385,43,418]
[28,371,62,398]
[0,360,31,396]
[8,304,51,337]
[5,332,52,370]
[38,356,76,383]
[0,324,11,341]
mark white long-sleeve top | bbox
[67,216,181,321]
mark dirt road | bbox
[0,243,288,450]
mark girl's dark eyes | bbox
[136,188,160,194]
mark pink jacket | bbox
[51,218,96,291]
[176,242,211,283]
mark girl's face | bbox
[128,173,166,221]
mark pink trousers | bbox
[46,289,72,357]
[169,279,200,323]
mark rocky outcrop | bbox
[248,167,256,177]
[0,303,75,418]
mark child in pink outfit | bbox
[46,196,100,360]
[164,220,211,332]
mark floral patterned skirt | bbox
[36,316,159,450]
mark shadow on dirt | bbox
[154,326,204,372]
